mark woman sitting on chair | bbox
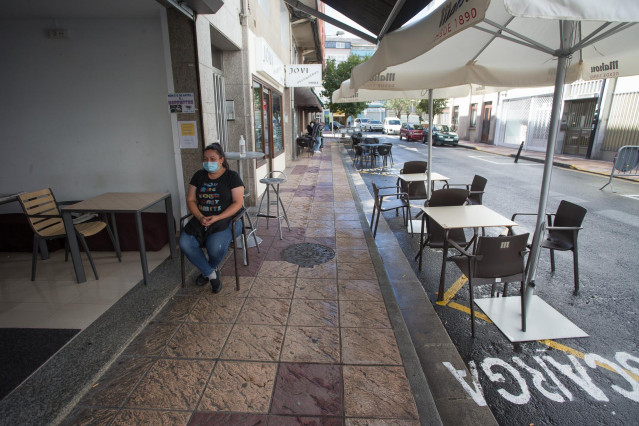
[179,143,244,293]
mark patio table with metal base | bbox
[62,192,177,285]
[225,151,265,250]
[397,172,449,234]
[418,205,517,301]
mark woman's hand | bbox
[201,215,216,227]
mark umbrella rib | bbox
[482,18,556,55]
[572,22,636,52]
[469,16,514,63]
[472,24,556,56]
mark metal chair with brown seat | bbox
[370,182,410,238]
[18,188,120,281]
[180,207,249,292]
[449,233,530,336]
[415,188,469,271]
[512,200,587,295]
[444,174,487,205]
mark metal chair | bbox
[376,144,392,167]
[512,200,587,295]
[180,207,249,291]
[256,171,290,240]
[445,174,487,205]
[18,188,120,281]
[397,161,428,200]
[370,182,410,238]
[353,145,373,168]
[449,233,530,336]
[416,188,469,271]
[382,143,394,165]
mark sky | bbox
[323,1,446,37]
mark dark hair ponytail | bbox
[204,143,230,170]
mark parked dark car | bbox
[399,123,424,141]
[423,124,459,146]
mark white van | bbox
[383,117,402,135]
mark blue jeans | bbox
[314,136,322,151]
[179,220,242,276]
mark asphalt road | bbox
[353,132,639,425]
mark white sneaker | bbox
[314,150,321,153]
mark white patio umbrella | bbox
[347,0,639,335]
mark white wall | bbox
[0,14,179,213]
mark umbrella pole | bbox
[523,20,576,331]
[427,89,433,199]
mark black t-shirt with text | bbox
[185,168,244,237]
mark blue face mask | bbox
[203,161,219,173]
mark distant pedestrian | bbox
[312,119,322,153]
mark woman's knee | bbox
[179,232,198,252]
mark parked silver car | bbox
[364,120,383,132]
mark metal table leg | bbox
[62,211,86,283]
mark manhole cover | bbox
[280,243,335,268]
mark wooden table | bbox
[62,192,177,284]
[419,205,517,301]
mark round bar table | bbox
[225,151,265,249]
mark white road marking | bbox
[468,155,543,165]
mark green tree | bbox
[385,98,414,120]
[320,55,368,119]
[416,98,448,121]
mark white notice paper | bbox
[179,121,198,148]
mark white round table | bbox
[225,151,266,249]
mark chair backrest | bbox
[550,200,587,243]
[401,161,428,174]
[424,188,470,244]
[377,145,391,155]
[473,233,530,278]
[364,137,379,144]
[427,188,469,207]
[468,175,487,205]
[18,188,63,237]
[399,161,428,198]
[470,175,487,192]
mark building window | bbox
[253,80,284,160]
[452,106,459,131]
[470,103,477,128]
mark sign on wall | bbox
[285,64,322,87]
[167,93,195,114]
[178,121,198,148]
[256,38,285,87]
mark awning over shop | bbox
[294,87,324,112]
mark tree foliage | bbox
[320,55,368,119]
[417,98,448,121]
[385,98,414,119]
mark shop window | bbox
[253,80,284,160]
[470,103,477,128]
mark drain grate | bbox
[280,243,335,268]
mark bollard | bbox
[514,141,525,163]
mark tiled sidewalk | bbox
[62,144,422,425]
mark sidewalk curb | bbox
[456,142,617,179]
[336,140,498,425]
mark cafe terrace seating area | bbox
[1,142,449,425]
